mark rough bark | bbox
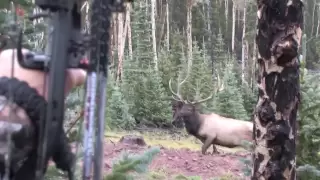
[252,0,303,180]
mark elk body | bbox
[169,76,253,155]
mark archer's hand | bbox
[0,49,87,99]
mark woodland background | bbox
[0,0,320,179]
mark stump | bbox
[119,135,146,146]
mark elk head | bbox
[169,73,224,126]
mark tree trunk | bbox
[231,1,236,52]
[166,0,170,51]
[112,14,118,75]
[251,18,258,90]
[186,1,193,64]
[127,4,133,61]
[116,7,129,82]
[252,1,303,179]
[241,0,246,84]
[151,0,158,70]
[225,0,228,34]
[156,0,167,51]
[311,0,316,35]
[317,4,320,37]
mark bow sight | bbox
[0,0,131,179]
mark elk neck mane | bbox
[182,110,204,138]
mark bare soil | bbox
[103,139,251,179]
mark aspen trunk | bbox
[127,4,133,61]
[157,0,167,50]
[317,4,320,37]
[151,0,158,70]
[251,18,258,90]
[241,0,246,84]
[113,14,118,71]
[116,13,124,82]
[186,2,193,64]
[166,0,170,51]
[225,0,228,33]
[311,1,316,35]
[116,7,129,82]
[110,15,115,67]
[252,1,303,179]
[231,1,236,52]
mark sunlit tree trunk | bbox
[252,0,303,179]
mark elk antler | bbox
[188,74,224,105]
[169,68,190,102]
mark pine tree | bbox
[178,41,213,103]
[104,147,160,180]
[141,67,171,126]
[212,62,248,120]
[106,83,136,130]
[212,32,230,71]
[131,1,152,68]
[44,147,160,180]
[297,71,320,169]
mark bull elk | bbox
[169,75,253,155]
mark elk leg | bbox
[212,144,219,154]
[201,137,215,155]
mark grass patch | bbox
[105,130,200,150]
[105,130,245,153]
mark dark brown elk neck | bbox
[182,111,202,137]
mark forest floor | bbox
[102,129,251,180]
[46,129,251,180]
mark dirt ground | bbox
[103,138,251,180]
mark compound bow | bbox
[0,0,131,179]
